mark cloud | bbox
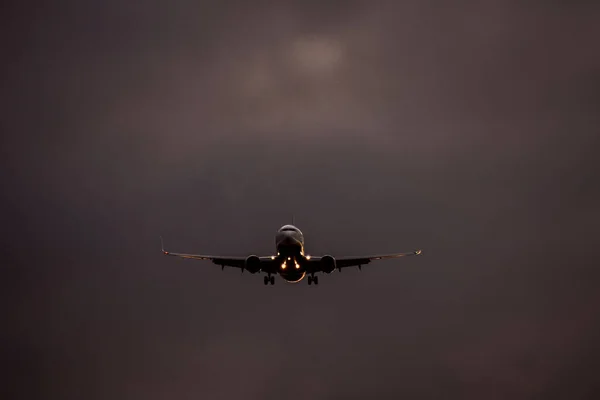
[2,1,599,399]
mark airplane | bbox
[160,224,422,285]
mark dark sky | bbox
[2,1,600,399]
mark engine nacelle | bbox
[321,255,336,274]
[244,255,261,274]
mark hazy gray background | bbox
[2,1,599,399]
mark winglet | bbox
[160,236,169,255]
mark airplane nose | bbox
[280,235,299,246]
[277,232,302,247]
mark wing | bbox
[336,250,422,269]
[160,237,275,270]
[307,250,421,272]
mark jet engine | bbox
[244,255,261,274]
[320,255,336,274]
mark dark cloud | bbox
[2,1,600,399]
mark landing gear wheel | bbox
[313,276,319,285]
[263,276,269,285]
[307,276,313,285]
[270,276,275,285]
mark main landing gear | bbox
[307,275,319,285]
[263,275,275,285]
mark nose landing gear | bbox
[307,275,319,286]
[263,275,275,285]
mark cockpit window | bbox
[279,225,300,233]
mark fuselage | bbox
[275,225,307,283]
